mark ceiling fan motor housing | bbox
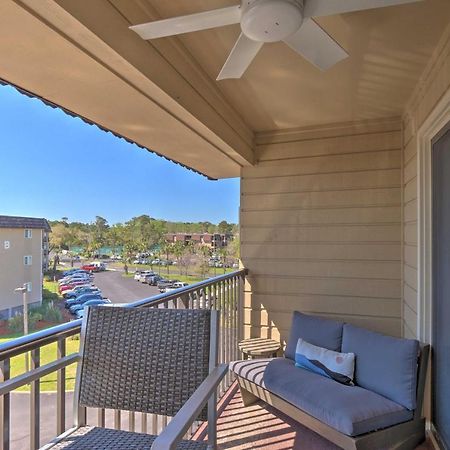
[240,0,303,43]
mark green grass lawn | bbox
[0,337,80,392]
[43,280,60,295]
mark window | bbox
[24,255,32,266]
[24,229,32,238]
[4,240,10,249]
[25,282,32,292]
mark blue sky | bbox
[0,84,239,225]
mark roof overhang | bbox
[0,0,254,179]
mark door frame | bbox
[418,88,450,344]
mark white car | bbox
[59,274,92,285]
[133,271,142,281]
[165,282,189,293]
[138,270,155,283]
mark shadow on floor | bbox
[194,382,434,450]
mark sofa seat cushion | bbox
[230,358,272,388]
[263,358,413,437]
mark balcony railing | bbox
[0,269,246,450]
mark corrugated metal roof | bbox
[0,215,51,231]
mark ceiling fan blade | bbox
[217,33,263,80]
[129,5,241,40]
[303,0,422,18]
[283,19,348,71]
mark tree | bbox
[160,240,173,275]
[199,246,212,279]
[92,216,109,251]
[218,247,228,274]
[218,220,233,234]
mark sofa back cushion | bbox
[285,311,344,360]
[341,324,419,410]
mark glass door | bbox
[432,124,450,450]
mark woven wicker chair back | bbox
[77,307,211,419]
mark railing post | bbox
[30,349,40,450]
[97,408,105,428]
[56,338,66,435]
[0,358,10,450]
[114,410,121,430]
[238,272,245,343]
[141,412,147,433]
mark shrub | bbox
[42,304,63,323]
[8,314,24,334]
[42,288,59,302]
[8,311,44,333]
[30,303,63,324]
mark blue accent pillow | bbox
[342,324,419,410]
[285,311,344,360]
[295,338,355,386]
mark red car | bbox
[59,280,90,293]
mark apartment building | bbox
[165,232,232,249]
[0,215,51,319]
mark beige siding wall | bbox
[402,25,450,339]
[241,119,403,343]
[0,228,43,317]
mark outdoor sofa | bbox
[231,311,429,450]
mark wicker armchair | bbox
[42,307,227,450]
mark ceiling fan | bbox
[129,0,422,80]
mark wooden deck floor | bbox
[194,383,434,450]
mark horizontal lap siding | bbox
[241,125,402,343]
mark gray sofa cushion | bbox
[285,311,344,360]
[229,358,272,388]
[341,324,419,410]
[263,358,413,436]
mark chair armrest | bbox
[151,364,228,450]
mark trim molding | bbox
[417,87,450,343]
[255,117,402,146]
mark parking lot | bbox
[92,270,160,304]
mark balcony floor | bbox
[194,383,434,450]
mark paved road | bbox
[9,271,162,449]
[10,392,150,450]
[92,270,160,304]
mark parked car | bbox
[62,285,94,298]
[59,271,93,281]
[165,282,189,293]
[59,274,92,285]
[59,281,91,293]
[70,298,111,316]
[133,270,142,281]
[81,262,106,272]
[144,274,162,286]
[63,268,89,277]
[65,292,103,309]
[64,286,100,299]
[157,279,179,293]
[138,270,155,283]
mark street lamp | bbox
[14,285,29,372]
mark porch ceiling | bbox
[128,0,450,131]
[1,0,449,178]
